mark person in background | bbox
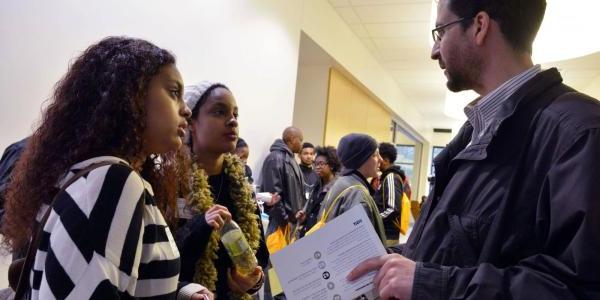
[259,127,306,243]
[0,137,29,225]
[316,133,386,243]
[373,142,405,246]
[298,142,318,199]
[233,137,253,184]
[2,36,211,299]
[176,81,269,299]
[295,145,340,238]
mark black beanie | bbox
[336,133,378,170]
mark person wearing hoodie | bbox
[259,127,306,241]
[298,142,319,199]
[0,137,29,225]
[373,142,405,245]
[176,81,268,299]
[316,133,386,243]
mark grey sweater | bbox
[317,171,386,243]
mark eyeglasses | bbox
[314,161,329,167]
[431,17,471,43]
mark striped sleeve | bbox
[33,164,146,299]
[379,173,402,220]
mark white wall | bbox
[0,0,303,174]
[1,0,436,188]
[292,65,330,145]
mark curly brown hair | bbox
[2,36,182,251]
[315,146,341,173]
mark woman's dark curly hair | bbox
[315,146,341,174]
[3,36,183,251]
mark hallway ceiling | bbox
[328,0,600,131]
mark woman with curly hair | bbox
[295,146,340,238]
[176,82,269,299]
[2,37,212,299]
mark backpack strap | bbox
[321,184,369,221]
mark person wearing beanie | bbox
[175,81,269,299]
[315,133,386,243]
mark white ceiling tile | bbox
[350,0,429,5]
[559,70,600,80]
[328,0,352,7]
[398,82,445,97]
[361,38,377,49]
[391,69,445,84]
[372,37,429,50]
[351,24,370,38]
[561,78,593,90]
[360,38,383,60]
[547,53,600,70]
[383,59,438,70]
[378,48,430,61]
[364,21,430,38]
[335,7,362,24]
[353,3,431,23]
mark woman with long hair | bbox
[2,37,211,299]
[176,82,269,299]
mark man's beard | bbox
[444,49,481,92]
[446,68,473,92]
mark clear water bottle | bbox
[220,220,258,275]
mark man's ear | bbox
[473,11,491,46]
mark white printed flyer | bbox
[271,205,387,300]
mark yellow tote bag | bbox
[394,193,412,235]
[305,185,368,236]
[266,223,290,254]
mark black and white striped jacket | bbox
[374,165,405,240]
[30,156,204,299]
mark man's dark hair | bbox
[448,0,546,53]
[315,146,341,173]
[302,142,315,150]
[379,142,397,164]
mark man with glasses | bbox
[349,0,600,299]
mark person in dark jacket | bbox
[0,137,29,224]
[176,81,268,299]
[349,0,600,299]
[295,145,340,238]
[317,133,386,243]
[299,142,319,199]
[373,142,405,245]
[259,127,306,238]
[234,137,254,184]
